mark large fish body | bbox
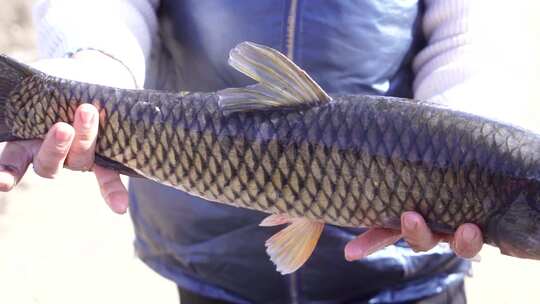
[1,42,540,273]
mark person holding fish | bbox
[0,0,490,303]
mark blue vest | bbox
[130,1,470,303]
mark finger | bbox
[94,165,129,214]
[33,123,75,178]
[452,223,483,259]
[0,141,37,191]
[66,104,98,170]
[401,211,441,252]
[344,228,401,261]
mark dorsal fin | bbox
[218,42,332,114]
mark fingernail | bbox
[462,225,478,243]
[79,106,95,128]
[55,126,73,142]
[109,194,128,214]
[346,244,381,261]
[345,248,363,262]
[344,242,363,262]
[404,215,418,231]
[0,171,15,191]
[110,201,125,214]
[345,251,354,262]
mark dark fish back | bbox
[111,92,540,233]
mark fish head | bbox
[487,183,540,260]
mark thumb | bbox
[344,228,401,261]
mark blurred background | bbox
[1,2,177,304]
[1,1,539,303]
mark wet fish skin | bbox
[2,43,540,272]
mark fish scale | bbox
[5,75,517,231]
[2,42,540,274]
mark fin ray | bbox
[218,42,332,113]
[264,217,324,274]
[260,213,293,227]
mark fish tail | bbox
[0,55,34,141]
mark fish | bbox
[1,42,540,274]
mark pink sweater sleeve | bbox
[413,0,537,131]
[33,0,159,87]
[413,0,471,104]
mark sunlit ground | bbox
[1,1,540,303]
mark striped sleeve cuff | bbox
[33,0,159,87]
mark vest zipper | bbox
[287,3,300,302]
[286,0,299,60]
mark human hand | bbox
[0,51,135,214]
[344,211,483,260]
